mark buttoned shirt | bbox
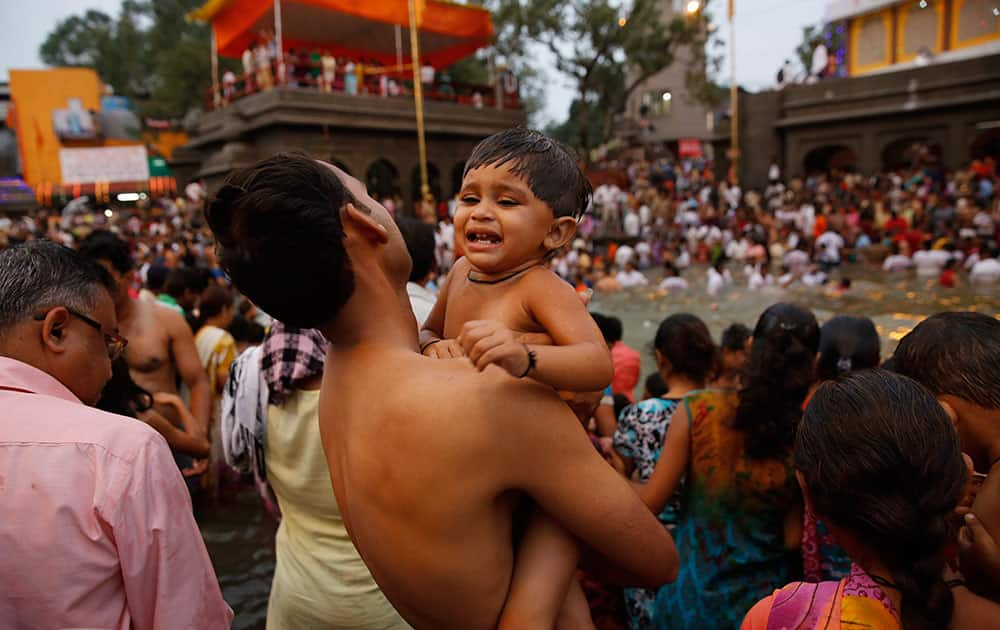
[0,357,233,629]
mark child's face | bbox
[455,162,569,274]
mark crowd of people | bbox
[538,149,1000,297]
[1,127,999,630]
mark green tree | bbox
[484,0,714,160]
[39,0,221,119]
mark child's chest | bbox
[442,279,544,338]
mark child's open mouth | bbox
[466,230,503,248]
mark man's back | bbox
[321,350,516,628]
[320,347,677,629]
[0,358,231,629]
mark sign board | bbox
[52,98,98,141]
[59,146,150,184]
[678,138,703,158]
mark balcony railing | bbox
[206,59,520,112]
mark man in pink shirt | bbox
[0,241,232,629]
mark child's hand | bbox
[153,392,183,408]
[458,320,530,376]
[423,339,466,359]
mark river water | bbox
[199,264,1000,628]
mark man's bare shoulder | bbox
[404,353,568,426]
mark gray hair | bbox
[0,241,116,332]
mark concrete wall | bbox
[735,54,1000,188]
[172,87,525,203]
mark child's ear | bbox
[543,216,578,251]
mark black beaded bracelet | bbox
[420,339,442,353]
[945,579,966,589]
[518,344,537,378]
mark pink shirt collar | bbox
[0,356,82,404]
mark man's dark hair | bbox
[463,128,592,219]
[146,265,169,292]
[77,229,133,273]
[644,372,668,399]
[206,153,358,329]
[397,217,436,283]
[893,311,1000,409]
[591,312,623,345]
[165,268,206,299]
[0,240,115,332]
[720,323,751,351]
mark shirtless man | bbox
[207,154,679,628]
[78,231,210,439]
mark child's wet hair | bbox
[463,128,592,220]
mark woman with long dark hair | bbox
[802,315,882,582]
[743,370,1000,629]
[612,313,716,629]
[638,303,819,628]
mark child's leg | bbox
[499,509,590,629]
[556,579,596,630]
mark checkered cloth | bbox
[261,321,330,406]
[220,321,329,519]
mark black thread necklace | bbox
[467,267,531,285]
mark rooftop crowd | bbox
[0,130,998,629]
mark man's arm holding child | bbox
[458,272,613,391]
[491,379,679,588]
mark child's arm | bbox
[498,510,587,630]
[419,262,465,358]
[457,272,613,391]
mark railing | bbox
[205,58,520,112]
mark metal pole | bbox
[729,0,739,186]
[274,0,285,84]
[395,24,404,76]
[210,29,220,107]
[408,0,430,202]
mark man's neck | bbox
[117,296,136,324]
[323,274,419,354]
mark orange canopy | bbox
[191,0,493,68]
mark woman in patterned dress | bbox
[612,313,715,629]
[637,303,819,628]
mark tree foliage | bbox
[482,0,717,160]
[39,0,227,119]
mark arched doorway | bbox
[450,161,466,198]
[970,128,1000,161]
[331,158,352,175]
[366,158,400,200]
[881,137,941,170]
[802,145,858,174]
[410,162,442,202]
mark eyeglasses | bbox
[33,308,129,361]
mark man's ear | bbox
[543,217,578,251]
[342,202,389,245]
[40,307,71,355]
[938,395,960,428]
